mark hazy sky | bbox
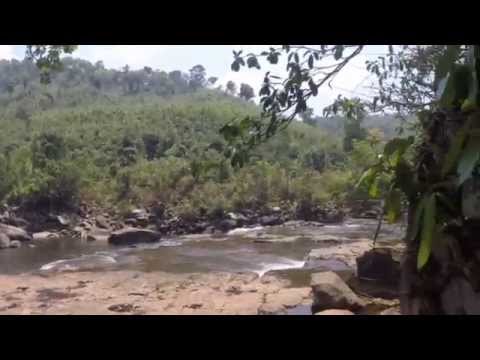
[0,45,390,115]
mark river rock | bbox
[57,215,70,226]
[85,227,111,242]
[9,240,21,248]
[259,215,283,226]
[315,309,354,315]
[311,271,366,312]
[33,232,60,241]
[0,233,10,249]
[2,216,29,228]
[95,215,110,229]
[227,212,248,223]
[217,219,237,232]
[108,227,161,245]
[0,223,32,242]
[130,209,149,225]
[356,248,400,284]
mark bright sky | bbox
[0,45,390,115]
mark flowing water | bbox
[0,218,405,287]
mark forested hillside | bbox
[0,57,393,220]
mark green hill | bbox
[0,57,380,219]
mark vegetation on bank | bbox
[0,57,391,220]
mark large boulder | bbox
[0,233,10,249]
[0,223,32,242]
[311,271,366,313]
[108,227,161,245]
[356,248,400,285]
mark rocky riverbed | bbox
[0,203,405,315]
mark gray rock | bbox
[33,232,60,241]
[0,233,10,249]
[86,227,110,242]
[95,215,110,229]
[0,223,32,242]
[217,219,237,232]
[3,216,29,228]
[131,208,148,217]
[259,215,283,226]
[356,248,400,284]
[9,240,21,248]
[79,221,92,230]
[227,212,248,225]
[128,209,149,226]
[311,271,366,312]
[57,215,70,226]
[108,227,161,245]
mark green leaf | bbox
[334,46,344,60]
[384,137,413,157]
[457,135,480,185]
[219,123,242,143]
[441,116,473,177]
[356,168,376,189]
[308,79,318,96]
[369,176,381,198]
[267,53,279,64]
[308,55,314,69]
[231,60,240,72]
[383,137,413,167]
[247,56,260,69]
[417,193,437,270]
[385,189,402,224]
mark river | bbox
[0,218,405,286]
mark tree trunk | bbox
[400,110,480,314]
